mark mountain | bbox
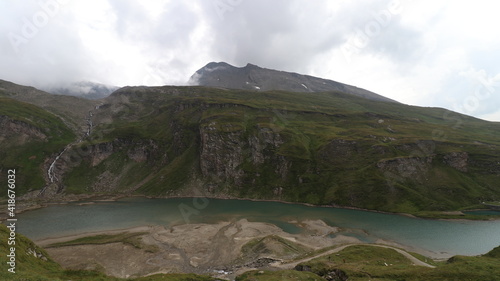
[1,63,500,216]
[189,62,398,103]
[42,81,119,100]
[0,79,99,133]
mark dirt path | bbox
[276,244,436,269]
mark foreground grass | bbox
[296,244,500,281]
[238,235,311,263]
[236,270,324,281]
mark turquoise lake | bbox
[15,197,500,258]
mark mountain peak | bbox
[244,63,261,69]
[189,62,398,103]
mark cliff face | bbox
[443,152,469,172]
[200,121,246,184]
[0,115,47,144]
[199,120,288,188]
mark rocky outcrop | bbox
[199,121,245,184]
[295,264,348,281]
[249,126,289,181]
[199,120,289,187]
[0,115,47,144]
[249,126,284,165]
[26,248,48,261]
[323,269,349,281]
[89,142,114,166]
[443,152,468,172]
[377,156,434,181]
[320,139,359,160]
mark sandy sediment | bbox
[36,218,444,279]
[37,219,363,279]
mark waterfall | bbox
[85,110,93,137]
[39,103,102,196]
[39,145,70,195]
[40,108,97,195]
[47,146,69,183]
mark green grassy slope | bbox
[0,97,76,194]
[294,244,500,281]
[2,85,500,214]
[0,79,99,131]
[61,86,500,214]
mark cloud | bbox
[198,0,346,72]
[1,0,500,120]
[0,0,90,86]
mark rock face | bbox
[377,156,434,181]
[295,264,348,281]
[443,152,468,172]
[199,111,289,188]
[323,269,349,281]
[200,121,245,184]
[0,115,47,144]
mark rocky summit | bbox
[189,62,398,103]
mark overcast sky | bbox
[1,0,500,121]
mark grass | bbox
[46,232,159,253]
[484,201,500,206]
[296,244,500,281]
[0,98,76,194]
[238,235,311,264]
[235,270,325,281]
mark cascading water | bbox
[85,110,93,137]
[39,109,96,195]
[46,146,69,183]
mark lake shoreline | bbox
[2,192,499,223]
[12,195,500,263]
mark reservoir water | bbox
[16,197,500,258]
